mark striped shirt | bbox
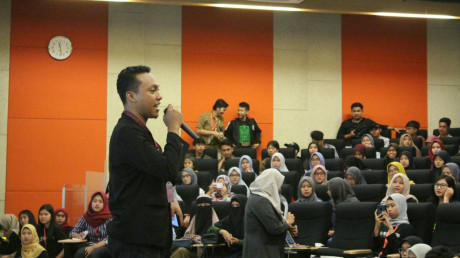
[69,217,112,244]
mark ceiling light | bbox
[375,12,455,19]
[212,3,301,12]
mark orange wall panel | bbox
[7,0,108,215]
[342,15,427,129]
[182,6,273,156]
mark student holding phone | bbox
[373,193,414,257]
[207,175,234,202]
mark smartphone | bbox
[216,182,223,189]
[172,214,179,227]
[377,204,386,216]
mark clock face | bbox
[48,36,73,60]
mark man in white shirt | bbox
[370,124,389,147]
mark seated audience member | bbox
[196,99,228,150]
[345,166,367,185]
[399,133,422,158]
[406,244,432,258]
[343,156,367,174]
[399,236,424,258]
[224,102,262,149]
[354,143,367,159]
[381,173,418,204]
[385,143,401,167]
[54,209,72,237]
[361,134,375,148]
[207,175,234,202]
[260,140,279,173]
[181,168,205,195]
[19,210,38,229]
[442,163,459,182]
[304,152,325,175]
[0,215,21,257]
[437,117,452,138]
[192,138,211,159]
[337,102,399,146]
[183,154,196,171]
[296,177,322,202]
[16,224,49,258]
[432,150,451,183]
[171,195,219,258]
[271,153,289,172]
[433,174,457,206]
[67,192,112,258]
[238,155,257,178]
[310,165,328,185]
[373,193,415,257]
[307,142,321,156]
[400,151,415,170]
[425,135,437,145]
[284,142,300,158]
[218,140,235,173]
[387,162,415,185]
[311,130,339,159]
[327,178,359,230]
[243,169,296,258]
[425,246,456,258]
[207,194,247,257]
[405,120,426,146]
[228,167,250,196]
[370,124,390,148]
[428,138,445,168]
[37,204,65,258]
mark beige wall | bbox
[0,0,11,214]
[427,20,460,135]
[107,3,183,158]
[273,12,342,151]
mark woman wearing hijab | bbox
[442,162,460,182]
[171,195,219,258]
[428,138,445,169]
[207,175,234,202]
[54,209,72,237]
[208,194,247,256]
[399,134,422,158]
[238,155,257,178]
[345,166,367,185]
[18,211,37,230]
[0,214,21,256]
[304,152,325,175]
[243,169,296,258]
[15,224,48,258]
[353,144,367,159]
[228,167,250,197]
[361,134,375,148]
[373,193,415,257]
[387,162,414,185]
[399,151,415,170]
[381,173,418,204]
[67,191,112,258]
[271,153,289,172]
[432,150,451,183]
[399,236,424,258]
[310,165,328,185]
[406,244,432,258]
[180,167,205,195]
[327,178,359,209]
[296,177,322,202]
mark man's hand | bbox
[251,143,260,149]
[163,104,183,134]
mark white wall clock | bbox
[48,36,73,60]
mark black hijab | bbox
[400,151,415,170]
[195,196,213,236]
[344,156,367,171]
[215,194,247,239]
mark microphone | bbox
[164,108,199,140]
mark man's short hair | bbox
[405,120,420,129]
[351,102,363,110]
[220,139,233,148]
[193,137,206,146]
[439,117,451,127]
[310,130,324,141]
[213,99,229,110]
[239,102,250,111]
[117,65,151,105]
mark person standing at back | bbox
[108,65,188,257]
[225,102,262,149]
[196,99,228,149]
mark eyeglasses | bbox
[314,172,326,177]
[435,183,448,188]
[389,169,399,174]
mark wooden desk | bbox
[58,239,87,244]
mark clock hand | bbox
[58,42,62,53]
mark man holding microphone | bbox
[108,66,188,257]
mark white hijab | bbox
[271,153,289,172]
[250,168,285,216]
[406,244,432,258]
